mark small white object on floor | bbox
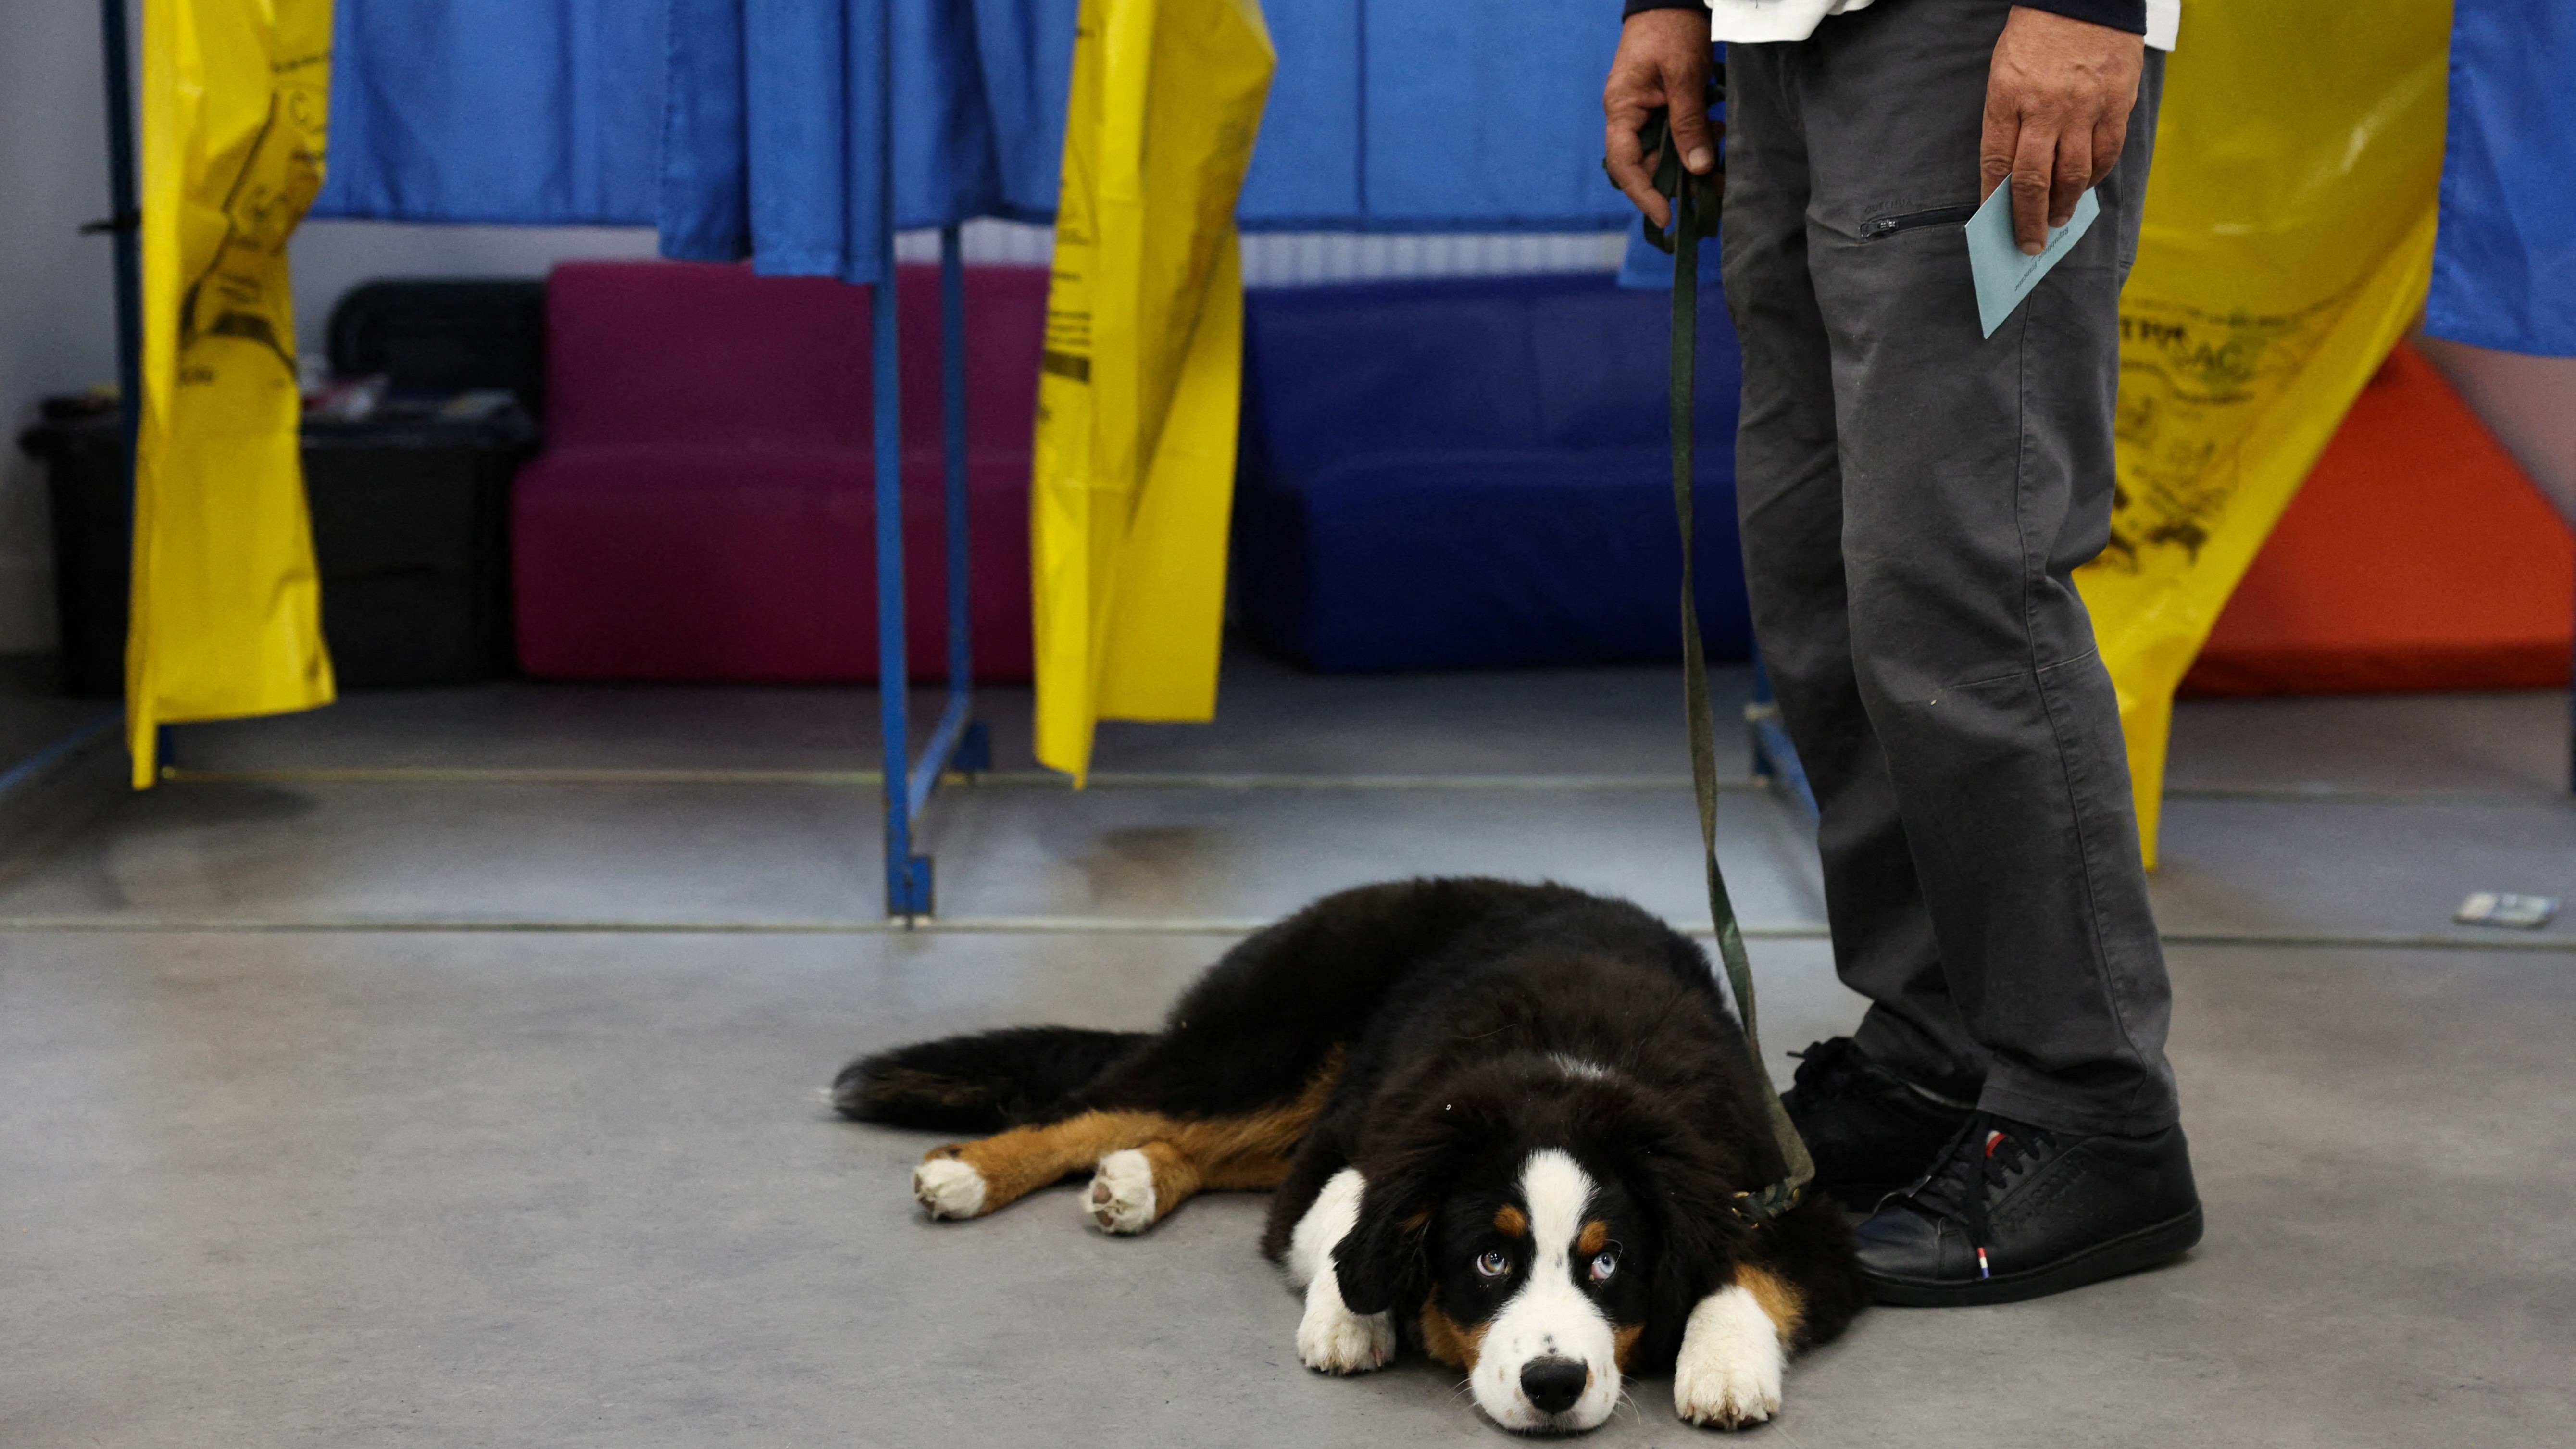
[2456,892,2560,929]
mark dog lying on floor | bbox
[834,877,1862,1433]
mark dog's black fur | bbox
[840,877,1862,1380]
[837,1025,1152,1134]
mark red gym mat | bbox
[2181,342,2575,696]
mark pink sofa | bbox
[513,260,1042,682]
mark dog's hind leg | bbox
[1086,1139,1297,1235]
[1079,1053,1338,1234]
[913,1112,1169,1220]
[1086,1141,1200,1234]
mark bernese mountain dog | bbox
[834,877,1863,1433]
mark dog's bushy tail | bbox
[831,1026,1152,1133]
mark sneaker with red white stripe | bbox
[1851,1111,2203,1306]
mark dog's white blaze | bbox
[1672,1284,1785,1428]
[1289,1168,1394,1374]
[1471,1149,1623,1432]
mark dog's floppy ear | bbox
[1331,1101,1492,1316]
[1330,1177,1435,1317]
[1599,1103,1759,1354]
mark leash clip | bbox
[1727,1180,1805,1229]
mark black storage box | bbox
[19,405,534,697]
[19,277,547,698]
[22,406,131,699]
[329,279,550,416]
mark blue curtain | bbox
[658,0,1051,282]
[313,0,1640,244]
[313,0,665,224]
[966,0,1079,223]
[1234,0,1634,230]
[2425,0,2576,357]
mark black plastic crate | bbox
[19,409,129,698]
[328,279,549,416]
[19,406,533,697]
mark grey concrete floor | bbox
[0,653,112,777]
[4,656,2573,1448]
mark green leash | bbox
[1639,106,1816,1227]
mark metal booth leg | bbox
[874,215,988,919]
[870,0,928,917]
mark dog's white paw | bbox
[1672,1286,1784,1430]
[1088,1149,1158,1234]
[1673,1349,1781,1430]
[1296,1275,1395,1375]
[913,1156,987,1219]
[1297,1304,1395,1375]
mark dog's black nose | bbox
[1520,1356,1589,1415]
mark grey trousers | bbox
[1720,0,2178,1135]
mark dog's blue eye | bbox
[1476,1249,1512,1278]
[1588,1251,1619,1283]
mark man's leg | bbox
[1760,0,2195,1303]
[1790,0,2176,1138]
[1723,37,1986,1205]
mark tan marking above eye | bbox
[1492,1203,1528,1238]
[1577,1219,1610,1256]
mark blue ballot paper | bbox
[1967,183,2101,337]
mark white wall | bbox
[895,219,1627,288]
[287,222,663,355]
[0,0,123,653]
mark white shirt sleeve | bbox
[2145,0,2179,50]
[1710,0,2178,51]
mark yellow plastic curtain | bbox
[2080,2,2454,865]
[1031,0,1275,784]
[131,0,338,787]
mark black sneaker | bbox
[1853,1112,2204,1306]
[1780,1037,1975,1210]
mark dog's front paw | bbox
[913,1154,988,1219]
[1672,1286,1784,1430]
[1297,1304,1395,1375]
[1088,1149,1158,1234]
[1673,1349,1781,1430]
[1296,1273,1395,1375]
